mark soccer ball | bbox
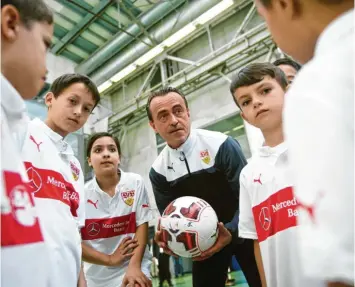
[160,196,219,258]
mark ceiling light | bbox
[97,80,112,93]
[162,23,197,47]
[195,0,234,25]
[135,45,164,66]
[110,64,137,82]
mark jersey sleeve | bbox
[215,137,247,240]
[215,136,247,204]
[149,167,174,216]
[238,169,258,240]
[285,79,354,283]
[135,176,153,226]
[75,164,86,228]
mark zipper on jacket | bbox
[179,151,191,176]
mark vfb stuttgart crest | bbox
[200,149,211,164]
[70,161,80,181]
[121,190,135,206]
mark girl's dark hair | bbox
[86,132,121,158]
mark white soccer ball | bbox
[160,196,219,258]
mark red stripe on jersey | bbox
[81,213,137,240]
[1,171,44,246]
[252,186,298,242]
[24,162,79,217]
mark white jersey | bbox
[1,75,52,286]
[19,118,85,286]
[238,143,322,287]
[284,10,354,285]
[82,170,152,287]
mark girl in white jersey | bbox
[82,132,153,287]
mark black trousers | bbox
[192,239,261,287]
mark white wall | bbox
[46,52,76,83]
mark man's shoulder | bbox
[194,128,228,142]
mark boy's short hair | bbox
[50,74,100,108]
[230,62,288,108]
[273,58,302,71]
[1,0,53,28]
[146,87,188,121]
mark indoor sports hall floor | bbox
[152,271,249,287]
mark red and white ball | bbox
[160,196,219,258]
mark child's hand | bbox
[108,237,138,266]
[121,267,152,287]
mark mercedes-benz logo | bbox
[26,167,42,193]
[87,222,100,237]
[259,207,271,231]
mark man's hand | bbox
[154,228,178,257]
[120,267,152,287]
[193,222,232,261]
[108,237,138,266]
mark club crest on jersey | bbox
[200,149,211,164]
[121,190,135,206]
[70,161,80,181]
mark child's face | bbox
[45,83,96,136]
[1,5,53,99]
[277,64,298,85]
[88,136,120,176]
[254,0,316,64]
[234,76,285,131]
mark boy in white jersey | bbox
[1,1,54,286]
[230,63,320,287]
[254,1,354,286]
[18,73,100,286]
[82,132,152,287]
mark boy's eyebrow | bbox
[255,82,272,90]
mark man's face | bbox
[277,64,298,84]
[254,0,317,63]
[234,76,285,131]
[149,92,191,149]
[45,83,96,137]
[1,5,53,99]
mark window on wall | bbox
[155,113,251,159]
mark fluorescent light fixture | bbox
[98,80,112,93]
[195,0,234,25]
[110,64,137,82]
[135,45,164,66]
[162,23,197,47]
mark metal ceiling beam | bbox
[51,0,112,54]
[76,0,186,75]
[108,23,271,124]
[90,0,236,85]
[119,0,158,46]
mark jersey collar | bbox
[93,169,126,198]
[167,128,197,156]
[315,9,353,57]
[258,142,288,157]
[32,118,74,155]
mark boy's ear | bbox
[1,5,21,43]
[44,92,54,108]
